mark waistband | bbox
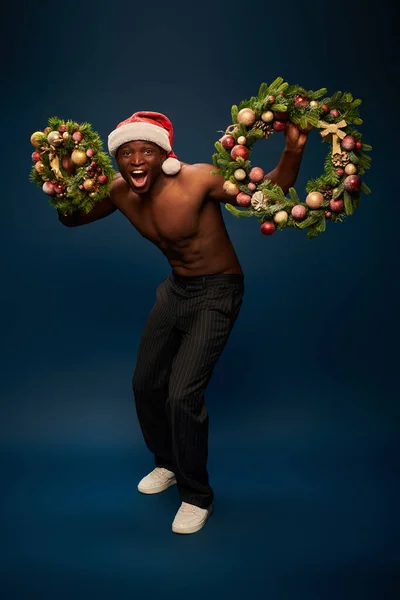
[170,271,244,288]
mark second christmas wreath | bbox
[212,77,372,239]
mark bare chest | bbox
[116,189,205,248]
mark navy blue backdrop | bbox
[1,1,398,598]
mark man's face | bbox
[116,140,166,194]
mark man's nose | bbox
[130,153,145,165]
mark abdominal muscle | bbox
[158,218,243,277]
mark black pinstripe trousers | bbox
[132,270,244,508]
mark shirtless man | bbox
[58,111,308,534]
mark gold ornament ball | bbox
[273,210,289,224]
[223,180,239,196]
[309,100,319,108]
[62,131,70,140]
[237,136,247,145]
[237,108,256,127]
[261,111,274,123]
[30,132,43,147]
[83,178,96,192]
[47,131,63,146]
[344,163,357,175]
[71,149,88,165]
[332,188,341,198]
[306,191,324,209]
[34,161,46,173]
[66,186,73,193]
[234,168,247,181]
[89,192,97,198]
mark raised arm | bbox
[202,122,309,204]
[58,173,122,227]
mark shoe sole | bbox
[138,477,177,495]
[172,506,212,535]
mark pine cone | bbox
[319,184,333,200]
[252,120,273,139]
[331,152,350,167]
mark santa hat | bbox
[107,111,181,175]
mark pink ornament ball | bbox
[291,204,307,220]
[32,151,41,162]
[72,131,83,143]
[236,192,252,207]
[344,175,362,193]
[247,182,257,191]
[249,167,264,183]
[335,168,344,176]
[341,135,356,152]
[42,181,56,196]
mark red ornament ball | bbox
[32,151,41,162]
[220,135,235,150]
[274,111,289,121]
[261,221,276,235]
[54,183,64,194]
[249,167,264,183]
[330,199,344,213]
[330,109,340,118]
[335,168,344,176]
[325,211,332,218]
[291,204,307,220]
[72,131,83,143]
[58,125,67,134]
[356,141,362,150]
[231,145,249,160]
[322,104,329,113]
[273,120,286,132]
[341,135,356,152]
[294,95,309,108]
[236,192,252,207]
[98,175,108,185]
[86,148,95,157]
[268,95,275,103]
[344,174,362,193]
[79,184,84,190]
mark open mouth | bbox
[130,170,149,188]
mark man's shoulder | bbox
[179,162,216,182]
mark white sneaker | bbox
[137,467,177,494]
[172,502,212,534]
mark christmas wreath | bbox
[212,77,372,238]
[29,117,116,215]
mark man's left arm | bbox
[200,122,309,203]
[264,122,309,194]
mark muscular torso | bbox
[111,164,243,277]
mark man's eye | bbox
[144,149,152,155]
[122,150,130,156]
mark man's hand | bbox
[284,121,310,153]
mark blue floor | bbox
[1,419,397,599]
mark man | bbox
[58,111,308,534]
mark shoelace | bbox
[179,503,200,514]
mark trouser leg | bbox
[132,279,180,469]
[167,279,244,508]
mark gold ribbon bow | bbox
[49,148,64,180]
[318,119,348,155]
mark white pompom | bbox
[162,157,181,175]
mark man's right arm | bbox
[57,173,122,227]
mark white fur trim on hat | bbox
[108,122,171,156]
[162,157,181,175]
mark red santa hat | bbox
[107,111,181,175]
